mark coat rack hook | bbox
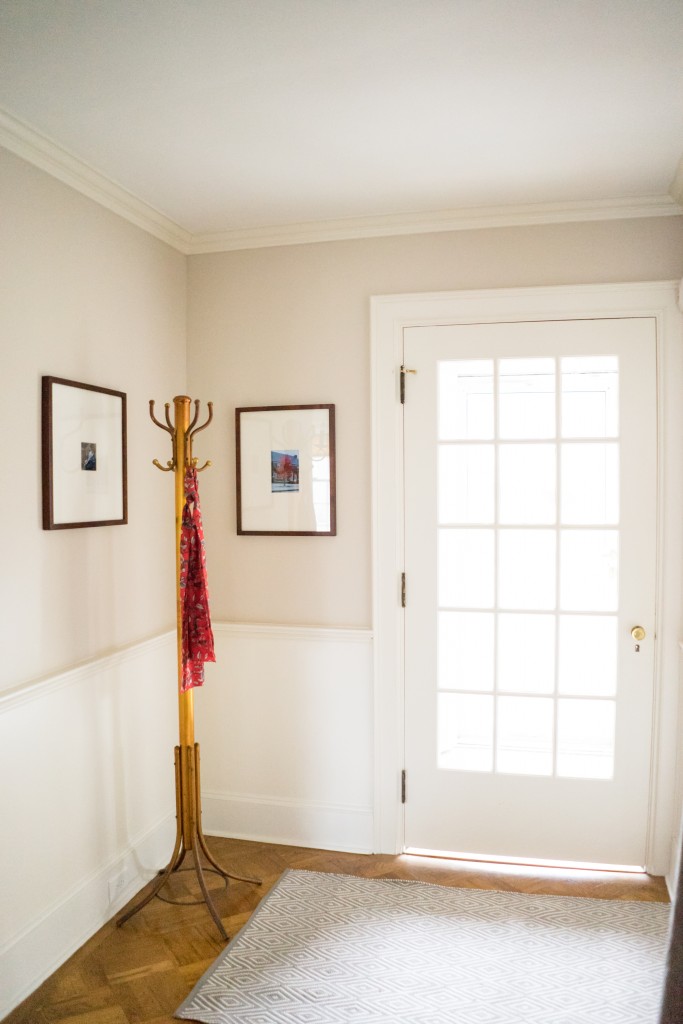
[153,458,175,472]
[188,399,201,433]
[164,403,174,431]
[190,401,213,439]
[150,400,174,436]
[195,460,212,473]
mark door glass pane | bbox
[560,530,618,611]
[439,360,494,440]
[438,693,493,771]
[430,342,629,785]
[557,698,615,779]
[559,616,617,696]
[561,357,618,438]
[561,443,619,524]
[499,358,555,439]
[438,612,494,692]
[499,444,556,524]
[498,529,556,610]
[439,444,494,524]
[497,696,553,775]
[498,614,555,694]
[439,529,494,608]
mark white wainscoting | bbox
[0,631,177,1020]
[0,621,375,1017]
[195,623,375,854]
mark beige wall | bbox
[187,216,683,629]
[0,148,186,691]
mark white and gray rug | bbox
[175,868,670,1024]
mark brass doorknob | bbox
[631,626,646,642]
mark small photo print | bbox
[271,450,299,492]
[81,442,97,471]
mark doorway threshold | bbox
[404,846,646,875]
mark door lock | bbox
[631,626,646,652]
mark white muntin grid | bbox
[435,355,619,779]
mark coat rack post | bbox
[117,396,260,940]
[173,395,196,848]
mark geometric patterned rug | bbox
[175,868,671,1024]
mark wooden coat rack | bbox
[117,395,260,940]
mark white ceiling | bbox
[1,0,682,250]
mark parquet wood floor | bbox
[3,837,669,1024]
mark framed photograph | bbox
[42,376,127,530]
[236,404,336,536]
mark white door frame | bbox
[371,280,683,874]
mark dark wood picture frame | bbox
[236,404,336,536]
[42,375,128,530]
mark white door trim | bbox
[371,280,683,873]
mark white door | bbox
[403,317,657,867]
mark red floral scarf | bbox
[179,467,215,691]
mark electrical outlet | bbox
[108,870,128,904]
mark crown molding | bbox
[1,106,681,255]
[187,194,682,253]
[0,108,193,252]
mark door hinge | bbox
[401,769,407,804]
[401,572,406,607]
[400,365,417,404]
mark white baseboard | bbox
[0,813,175,1019]
[203,790,374,855]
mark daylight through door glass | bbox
[436,356,619,778]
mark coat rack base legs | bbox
[117,743,261,940]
